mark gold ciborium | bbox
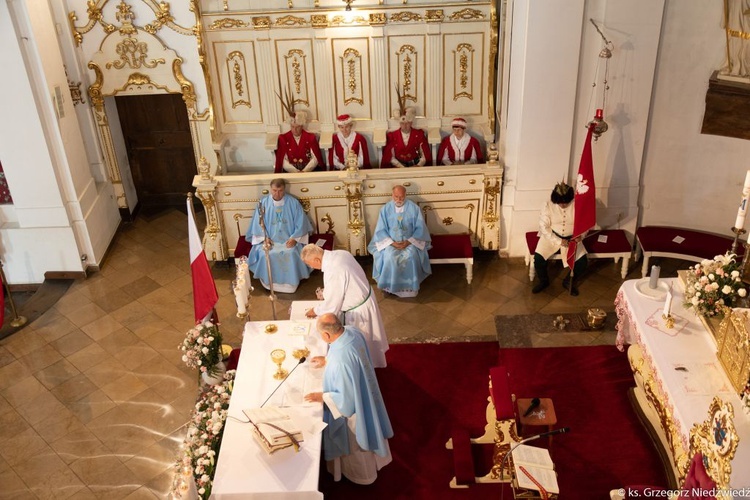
[292,347,310,360]
[271,349,288,380]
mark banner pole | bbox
[0,261,27,328]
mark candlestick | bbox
[735,170,750,230]
[731,226,747,255]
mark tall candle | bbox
[735,170,750,229]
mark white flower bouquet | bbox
[180,321,224,375]
[171,371,235,499]
[683,253,747,317]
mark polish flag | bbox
[567,122,597,270]
[188,198,219,324]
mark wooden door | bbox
[115,94,196,208]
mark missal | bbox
[511,444,559,494]
[244,406,304,454]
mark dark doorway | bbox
[115,93,197,211]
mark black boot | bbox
[562,256,587,296]
[532,253,550,293]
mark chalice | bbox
[271,349,288,380]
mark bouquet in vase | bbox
[180,321,224,375]
[683,253,747,317]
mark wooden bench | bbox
[524,229,633,281]
[428,233,474,284]
[233,233,334,259]
[635,226,744,278]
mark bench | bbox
[233,233,334,259]
[525,229,633,281]
[428,233,474,284]
[635,225,744,278]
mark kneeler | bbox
[445,365,518,488]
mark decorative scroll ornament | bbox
[209,18,249,30]
[341,48,364,105]
[198,157,212,181]
[391,12,423,23]
[688,397,739,488]
[65,66,85,105]
[396,45,417,104]
[330,15,368,26]
[106,37,166,70]
[228,51,251,109]
[453,43,474,101]
[311,15,328,28]
[449,8,485,21]
[252,16,271,29]
[274,15,307,27]
[426,10,444,23]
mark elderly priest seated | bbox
[304,314,393,485]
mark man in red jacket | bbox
[275,110,325,173]
[381,107,432,168]
[329,114,371,170]
[437,117,483,165]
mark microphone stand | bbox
[499,427,569,500]
[257,203,277,320]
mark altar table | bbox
[614,278,750,487]
[211,320,328,499]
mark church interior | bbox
[2,0,750,497]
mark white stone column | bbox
[313,30,334,149]
[425,23,443,153]
[256,36,281,149]
[370,26,388,149]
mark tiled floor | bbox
[0,208,680,498]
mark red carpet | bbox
[319,342,667,499]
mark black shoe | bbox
[532,280,550,294]
[561,278,579,296]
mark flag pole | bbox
[0,261,27,328]
[257,203,278,320]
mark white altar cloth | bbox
[290,300,322,321]
[615,278,750,488]
[211,320,327,499]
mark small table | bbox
[516,398,557,447]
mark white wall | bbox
[641,0,750,233]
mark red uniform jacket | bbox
[380,128,432,168]
[328,132,371,170]
[437,135,484,165]
[274,130,325,173]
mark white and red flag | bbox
[187,197,219,324]
[567,122,597,270]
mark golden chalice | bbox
[271,349,288,380]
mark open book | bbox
[244,407,304,454]
[512,444,559,494]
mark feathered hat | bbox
[275,86,307,126]
[336,114,353,127]
[451,117,467,129]
[393,84,416,123]
[551,180,574,204]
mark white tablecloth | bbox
[211,320,327,499]
[289,300,322,321]
[615,278,750,488]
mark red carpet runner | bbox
[319,342,667,499]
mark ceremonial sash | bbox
[518,465,549,500]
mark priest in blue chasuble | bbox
[305,314,393,485]
[245,178,312,293]
[368,185,432,297]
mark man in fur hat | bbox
[437,117,483,165]
[381,107,432,168]
[329,114,371,170]
[275,110,325,173]
[532,182,588,296]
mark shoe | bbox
[532,280,549,294]
[561,278,579,296]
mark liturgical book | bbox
[512,444,560,494]
[244,407,304,454]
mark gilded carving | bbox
[105,37,166,70]
[196,191,220,241]
[274,15,307,27]
[311,15,328,28]
[173,58,197,112]
[346,184,365,237]
[321,213,335,235]
[116,2,137,35]
[716,310,750,393]
[87,62,105,111]
[425,10,444,23]
[209,18,249,30]
[330,16,367,26]
[228,51,251,109]
[198,157,212,181]
[396,45,417,104]
[252,16,271,29]
[442,217,454,226]
[453,43,474,100]
[688,397,739,488]
[65,66,85,105]
[391,12,422,23]
[449,8,485,21]
[341,48,364,106]
[284,49,310,107]
[369,13,386,26]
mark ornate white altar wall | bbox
[0,0,121,284]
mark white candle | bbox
[735,170,750,229]
[663,289,673,318]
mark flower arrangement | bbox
[180,321,223,375]
[683,253,747,317]
[171,370,235,499]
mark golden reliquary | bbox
[716,309,750,394]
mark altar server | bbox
[304,314,393,485]
[329,114,371,170]
[274,110,325,173]
[368,185,432,297]
[437,117,483,165]
[532,182,588,296]
[245,178,312,293]
[301,244,389,368]
[381,106,432,168]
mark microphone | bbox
[259,356,306,408]
[522,427,570,442]
[522,397,540,417]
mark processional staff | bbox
[257,203,278,320]
[0,260,27,328]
